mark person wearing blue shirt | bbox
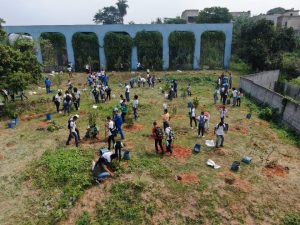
[45,77,52,94]
[113,108,125,140]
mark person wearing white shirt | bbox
[66,115,80,147]
[232,88,238,107]
[54,92,62,113]
[73,87,81,110]
[220,106,228,123]
[107,116,116,150]
[214,121,226,148]
[133,95,139,121]
[189,106,197,129]
[165,125,174,154]
[125,83,130,102]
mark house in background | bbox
[181,10,199,23]
[230,11,251,21]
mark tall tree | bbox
[267,7,286,15]
[164,17,187,24]
[0,18,6,42]
[116,0,129,24]
[93,6,122,24]
[197,7,232,23]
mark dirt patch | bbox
[20,115,34,121]
[172,115,187,120]
[125,141,134,149]
[215,148,229,156]
[234,125,248,135]
[219,172,252,192]
[37,121,52,128]
[263,164,289,177]
[6,141,17,148]
[177,172,199,184]
[0,154,4,161]
[123,124,144,132]
[173,126,190,136]
[172,145,192,160]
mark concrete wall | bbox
[243,70,280,90]
[275,81,300,101]
[240,71,300,134]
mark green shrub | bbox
[135,31,163,70]
[104,32,133,71]
[76,212,92,225]
[282,213,300,225]
[258,106,280,122]
[169,31,195,70]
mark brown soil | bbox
[124,141,134,149]
[6,141,17,148]
[0,154,4,161]
[177,172,199,184]
[219,172,252,193]
[172,145,192,160]
[20,115,33,121]
[215,148,229,156]
[234,126,248,135]
[173,126,190,136]
[38,121,52,128]
[172,115,187,120]
[123,124,144,132]
[263,164,289,177]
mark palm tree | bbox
[116,0,129,24]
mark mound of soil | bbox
[20,115,33,121]
[172,145,192,160]
[0,154,4,161]
[125,141,134,149]
[173,126,190,136]
[219,172,252,192]
[123,124,144,132]
[177,172,199,184]
[215,148,228,156]
[38,121,52,128]
[263,164,289,177]
[6,141,16,147]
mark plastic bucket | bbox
[123,151,131,160]
[13,117,20,125]
[8,121,16,129]
[46,113,52,121]
[194,144,201,153]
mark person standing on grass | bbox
[173,80,178,98]
[66,115,80,147]
[232,88,238,107]
[45,77,52,94]
[213,89,219,104]
[63,90,72,115]
[67,63,73,78]
[133,95,139,121]
[125,83,130,102]
[220,105,228,123]
[214,121,226,148]
[165,124,174,154]
[113,108,125,140]
[204,112,211,131]
[229,73,233,89]
[197,112,206,138]
[237,88,243,107]
[222,88,228,105]
[187,83,192,96]
[73,87,81,110]
[114,139,125,162]
[107,116,116,150]
[152,121,164,154]
[105,86,111,101]
[92,86,100,104]
[162,109,170,131]
[120,99,128,123]
[189,105,197,129]
[54,91,62,113]
[151,75,156,88]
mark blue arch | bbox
[4,24,233,70]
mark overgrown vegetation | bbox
[135,31,163,70]
[72,32,100,71]
[104,32,133,71]
[25,148,94,223]
[169,31,195,70]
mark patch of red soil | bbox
[172,115,187,120]
[263,164,289,177]
[219,172,252,192]
[177,172,199,184]
[79,111,88,116]
[20,115,34,121]
[123,124,144,132]
[172,145,192,160]
[38,121,52,128]
[234,126,248,135]
[6,141,16,147]
[0,154,4,160]
[215,148,228,156]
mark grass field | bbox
[0,70,299,225]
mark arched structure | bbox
[4,24,233,70]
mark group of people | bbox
[53,86,81,115]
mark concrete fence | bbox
[275,81,300,101]
[240,70,300,134]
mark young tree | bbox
[164,17,187,24]
[197,7,232,23]
[116,0,129,24]
[93,6,122,24]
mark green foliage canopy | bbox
[135,31,163,70]
[197,7,232,23]
[164,16,187,24]
[267,7,286,15]
[93,6,122,24]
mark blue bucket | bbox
[194,144,201,153]
[8,121,16,129]
[46,113,52,121]
[13,117,20,125]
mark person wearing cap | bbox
[66,115,80,147]
[113,108,125,140]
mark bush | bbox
[135,31,163,70]
[76,212,92,225]
[72,32,100,71]
[104,32,133,71]
[282,213,300,225]
[169,31,195,70]
[258,106,280,122]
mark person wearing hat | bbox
[66,115,80,147]
[113,108,125,140]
